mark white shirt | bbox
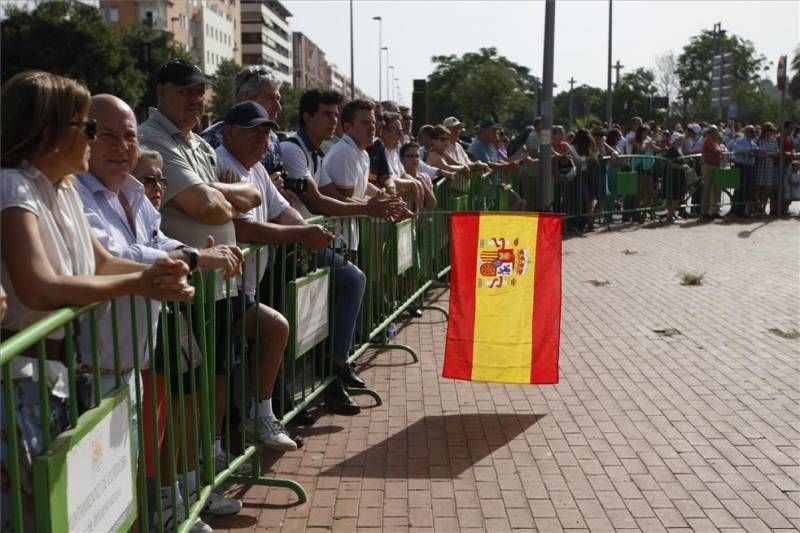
[1,165,96,385]
[75,173,181,370]
[216,145,289,297]
[280,134,319,219]
[385,145,404,178]
[419,159,439,179]
[623,130,637,155]
[1,166,96,336]
[445,141,472,166]
[318,133,369,250]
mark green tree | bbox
[676,29,769,122]
[553,84,606,128]
[426,48,540,131]
[1,1,145,107]
[119,25,192,119]
[277,82,301,131]
[613,68,658,126]
[208,59,242,120]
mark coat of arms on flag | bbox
[443,212,562,384]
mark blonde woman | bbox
[0,70,193,529]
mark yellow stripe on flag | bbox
[471,214,539,383]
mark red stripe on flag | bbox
[443,212,480,380]
[530,214,562,384]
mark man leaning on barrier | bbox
[139,59,297,467]
[279,90,408,414]
[75,93,245,532]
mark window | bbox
[242,33,261,44]
[102,7,119,22]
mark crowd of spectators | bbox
[1,58,798,532]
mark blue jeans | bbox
[316,249,366,361]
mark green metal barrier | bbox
[1,169,533,531]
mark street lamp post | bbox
[372,16,382,99]
[606,0,613,127]
[350,0,355,99]
[538,0,555,212]
[389,65,395,101]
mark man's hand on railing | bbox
[140,258,195,301]
[197,235,243,280]
[299,224,336,250]
[366,190,409,220]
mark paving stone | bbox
[210,220,799,533]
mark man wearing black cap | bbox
[139,59,297,473]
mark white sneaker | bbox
[245,417,297,451]
[204,491,242,516]
[162,502,213,533]
[214,449,253,476]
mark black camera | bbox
[283,173,308,194]
[274,163,307,194]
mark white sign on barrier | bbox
[66,395,134,532]
[294,269,330,355]
[397,220,414,274]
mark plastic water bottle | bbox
[386,323,398,338]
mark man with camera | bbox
[279,89,408,414]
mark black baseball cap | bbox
[478,119,500,130]
[156,59,215,87]
[223,101,278,129]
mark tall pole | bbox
[568,77,576,129]
[372,16,382,99]
[713,22,724,121]
[777,55,787,217]
[389,66,395,101]
[538,0,555,212]
[349,0,355,99]
[385,52,391,101]
[606,0,613,127]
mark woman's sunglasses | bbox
[71,118,97,140]
[140,176,168,190]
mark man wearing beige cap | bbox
[442,116,489,173]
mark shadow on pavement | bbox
[320,412,545,479]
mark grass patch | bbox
[768,328,800,340]
[679,271,705,286]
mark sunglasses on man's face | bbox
[70,118,97,140]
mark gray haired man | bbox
[202,65,284,174]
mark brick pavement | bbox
[211,217,800,532]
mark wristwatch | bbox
[183,247,199,271]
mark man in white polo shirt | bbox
[280,90,408,414]
[316,99,384,252]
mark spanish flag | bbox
[443,212,562,384]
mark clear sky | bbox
[285,0,800,102]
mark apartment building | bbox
[292,32,331,91]
[99,0,240,75]
[240,0,292,86]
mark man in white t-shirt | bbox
[623,116,643,155]
[443,116,489,172]
[280,90,408,414]
[210,101,315,452]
